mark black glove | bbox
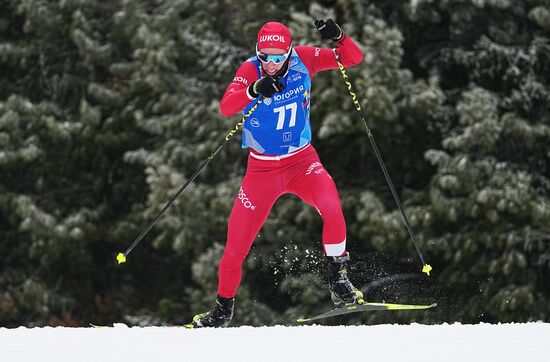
[314,19,344,42]
[248,76,285,98]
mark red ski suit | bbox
[218,36,364,298]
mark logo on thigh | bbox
[305,162,325,176]
[238,187,256,210]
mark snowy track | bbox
[1,323,548,362]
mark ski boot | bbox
[326,252,364,305]
[186,295,234,328]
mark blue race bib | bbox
[242,49,312,155]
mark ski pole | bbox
[116,99,262,264]
[331,48,432,276]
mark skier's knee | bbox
[221,248,247,267]
[317,200,344,220]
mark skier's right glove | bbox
[247,76,285,98]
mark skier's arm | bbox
[297,19,364,77]
[296,36,364,77]
[220,62,259,117]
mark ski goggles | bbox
[256,45,292,65]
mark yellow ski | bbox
[297,302,437,323]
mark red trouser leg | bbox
[217,164,282,298]
[217,146,347,298]
[286,149,347,257]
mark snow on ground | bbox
[1,323,549,362]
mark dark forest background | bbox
[1,0,549,327]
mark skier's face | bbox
[258,47,287,76]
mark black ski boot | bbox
[326,252,364,305]
[186,295,234,328]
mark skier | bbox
[188,19,365,328]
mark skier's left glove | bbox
[314,19,345,42]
